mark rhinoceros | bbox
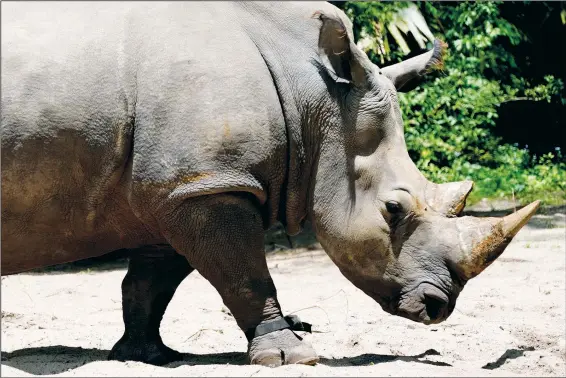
[1,1,539,367]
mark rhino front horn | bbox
[456,200,540,280]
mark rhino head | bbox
[306,9,539,324]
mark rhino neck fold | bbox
[242,7,325,236]
[253,50,318,236]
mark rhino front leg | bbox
[108,245,193,365]
[159,193,319,367]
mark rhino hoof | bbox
[108,337,182,366]
[248,329,319,367]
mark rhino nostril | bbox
[424,294,447,320]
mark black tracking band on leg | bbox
[245,315,312,341]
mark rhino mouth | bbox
[353,278,456,325]
[395,282,453,325]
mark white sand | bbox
[2,214,565,377]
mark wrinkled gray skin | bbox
[1,1,537,367]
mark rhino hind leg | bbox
[108,245,193,366]
[159,193,319,367]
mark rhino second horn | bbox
[457,200,540,280]
[427,180,474,217]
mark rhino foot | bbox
[248,329,319,367]
[108,336,182,366]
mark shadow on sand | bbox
[1,345,247,375]
[481,347,535,370]
[1,345,457,375]
[320,348,452,367]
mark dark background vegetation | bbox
[332,1,565,205]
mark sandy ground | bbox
[1,213,565,377]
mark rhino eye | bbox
[385,201,402,214]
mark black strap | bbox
[245,315,312,341]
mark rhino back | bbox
[124,3,288,228]
[1,2,294,272]
[1,3,153,273]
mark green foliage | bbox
[343,1,566,206]
[344,1,410,63]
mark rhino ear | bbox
[313,10,370,86]
[382,39,447,92]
